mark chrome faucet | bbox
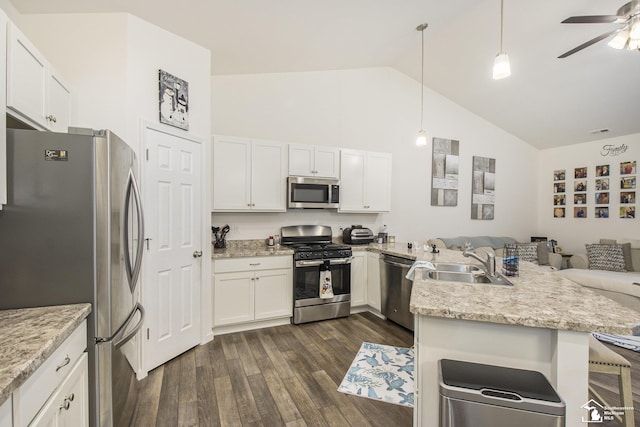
[463,250,496,277]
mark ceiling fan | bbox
[558,0,640,58]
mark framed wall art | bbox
[431,138,459,206]
[471,156,495,220]
[159,69,189,130]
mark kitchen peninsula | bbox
[404,248,640,427]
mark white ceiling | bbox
[11,0,640,149]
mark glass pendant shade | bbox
[608,28,630,49]
[630,18,640,40]
[492,52,511,80]
[416,130,427,147]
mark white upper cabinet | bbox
[213,135,288,212]
[339,149,392,213]
[289,143,339,178]
[6,22,70,132]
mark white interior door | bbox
[143,125,202,372]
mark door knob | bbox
[193,250,203,258]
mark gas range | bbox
[281,225,353,324]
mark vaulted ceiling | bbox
[12,0,640,149]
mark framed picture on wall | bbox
[621,176,636,189]
[595,207,609,218]
[554,207,565,218]
[574,167,587,179]
[620,206,635,218]
[159,69,189,130]
[595,164,610,177]
[620,161,636,175]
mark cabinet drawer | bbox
[214,256,292,274]
[15,320,87,427]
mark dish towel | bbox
[320,266,334,298]
[405,261,436,281]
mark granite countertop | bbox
[212,240,294,259]
[0,303,92,406]
[404,248,640,335]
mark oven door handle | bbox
[295,257,352,267]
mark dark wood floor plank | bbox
[130,365,163,427]
[196,364,221,427]
[178,349,198,426]
[227,358,262,424]
[213,375,242,426]
[282,349,334,409]
[281,375,330,427]
[247,373,286,426]
[259,333,296,379]
[244,330,269,361]
[210,335,230,379]
[156,356,181,426]
[319,404,350,427]
[235,334,261,376]
[220,333,240,360]
[257,356,305,424]
[312,370,370,426]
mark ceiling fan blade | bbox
[561,15,623,24]
[558,29,619,58]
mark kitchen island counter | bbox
[0,303,91,406]
[409,248,640,335]
[407,248,640,426]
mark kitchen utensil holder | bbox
[502,243,519,277]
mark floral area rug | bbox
[337,342,414,407]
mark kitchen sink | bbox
[431,263,482,273]
[425,269,514,286]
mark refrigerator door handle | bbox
[96,302,145,347]
[114,303,145,350]
[124,170,145,294]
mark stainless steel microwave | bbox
[287,176,340,209]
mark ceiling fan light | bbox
[493,52,511,80]
[608,29,630,49]
[630,19,640,40]
[416,130,428,147]
[628,37,640,50]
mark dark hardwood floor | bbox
[131,312,414,426]
[130,313,640,427]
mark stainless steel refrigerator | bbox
[0,128,145,427]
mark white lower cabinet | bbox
[214,256,292,328]
[0,398,11,427]
[350,251,367,307]
[12,320,88,427]
[29,353,88,427]
[366,252,381,311]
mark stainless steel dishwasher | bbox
[380,254,415,331]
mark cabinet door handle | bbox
[59,398,71,411]
[193,250,203,258]
[46,115,57,123]
[249,263,261,266]
[56,355,71,372]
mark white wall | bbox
[17,14,129,138]
[17,14,211,155]
[212,67,540,244]
[537,134,639,253]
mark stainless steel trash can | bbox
[439,359,565,427]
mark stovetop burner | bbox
[280,225,352,260]
[285,242,352,261]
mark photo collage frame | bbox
[553,160,636,219]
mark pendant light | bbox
[416,23,428,147]
[493,0,511,80]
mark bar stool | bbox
[588,335,634,427]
